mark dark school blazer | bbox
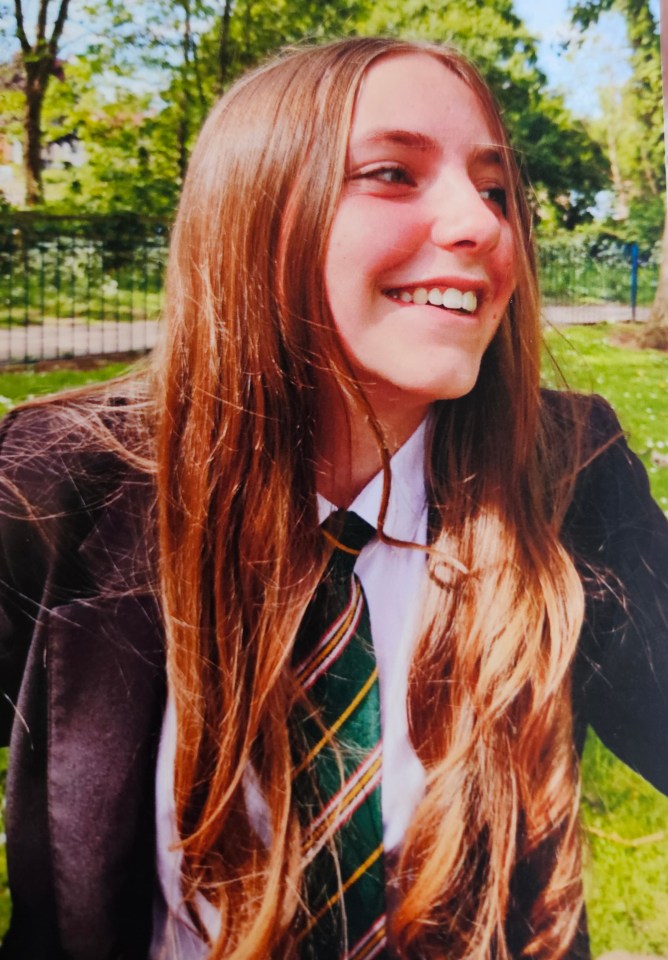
[0,392,665,960]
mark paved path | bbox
[0,318,161,363]
[0,304,651,364]
[545,304,650,326]
[597,953,667,959]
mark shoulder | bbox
[0,385,157,597]
[539,389,649,516]
[539,388,624,453]
[0,384,154,519]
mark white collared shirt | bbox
[151,421,430,957]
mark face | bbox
[324,53,517,430]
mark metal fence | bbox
[0,214,168,363]
[539,238,657,327]
[0,215,659,364]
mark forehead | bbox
[349,52,497,153]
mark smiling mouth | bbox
[385,286,478,313]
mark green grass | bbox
[543,322,668,958]
[0,361,133,416]
[544,322,668,510]
[0,329,667,955]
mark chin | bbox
[422,361,484,403]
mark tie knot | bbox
[323,510,376,575]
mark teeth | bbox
[388,286,478,313]
[462,291,477,312]
[442,288,463,309]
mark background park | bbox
[0,0,667,956]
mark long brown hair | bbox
[155,38,586,959]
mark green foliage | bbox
[42,62,182,215]
[210,0,366,85]
[1,0,612,221]
[570,0,664,249]
[0,214,167,327]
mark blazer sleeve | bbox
[0,405,106,745]
[566,396,668,795]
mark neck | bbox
[315,388,428,507]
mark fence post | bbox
[630,242,639,322]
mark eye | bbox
[480,187,507,215]
[354,165,415,186]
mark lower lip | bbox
[385,295,480,322]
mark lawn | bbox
[0,325,666,956]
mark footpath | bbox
[0,304,651,364]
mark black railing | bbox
[538,237,658,324]
[0,215,660,363]
[0,214,169,363]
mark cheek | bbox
[327,200,423,280]
[495,234,517,296]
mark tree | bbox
[12,0,72,204]
[38,55,184,215]
[0,0,612,220]
[645,0,668,347]
[61,0,371,207]
[571,0,666,344]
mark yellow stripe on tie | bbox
[297,842,385,942]
[293,667,379,777]
[322,527,363,556]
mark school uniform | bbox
[0,392,666,959]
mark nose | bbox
[428,174,502,253]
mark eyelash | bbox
[356,165,414,185]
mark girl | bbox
[0,37,666,960]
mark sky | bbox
[512,0,661,118]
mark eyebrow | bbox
[350,129,506,167]
[352,129,438,151]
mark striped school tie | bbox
[292,510,390,960]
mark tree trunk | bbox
[177,0,192,183]
[14,0,72,206]
[23,61,48,205]
[217,0,233,92]
[641,0,668,347]
[642,205,668,348]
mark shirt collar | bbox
[316,417,428,543]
